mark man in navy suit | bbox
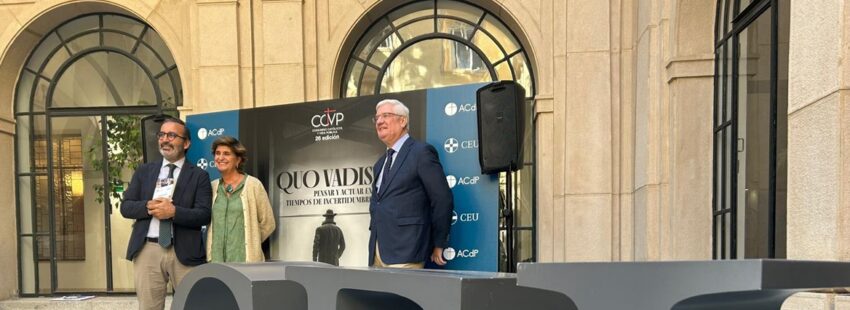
[369,99,454,268]
[121,117,212,310]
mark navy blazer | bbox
[120,160,212,266]
[369,138,454,265]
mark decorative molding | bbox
[197,0,239,5]
[665,55,715,83]
[0,117,14,136]
[0,0,36,4]
[535,97,554,114]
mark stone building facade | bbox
[0,0,847,307]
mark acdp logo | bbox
[455,248,479,258]
[446,175,457,188]
[442,247,479,261]
[444,102,458,116]
[446,175,479,188]
[451,211,458,225]
[442,247,456,261]
[444,102,476,116]
[458,176,479,185]
[197,128,225,140]
[312,108,344,128]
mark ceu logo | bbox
[451,211,479,225]
[444,102,476,116]
[444,137,478,153]
[312,107,344,128]
[197,128,225,140]
[446,175,479,188]
[196,158,209,170]
[196,158,216,170]
[457,212,479,223]
[446,175,457,188]
[444,138,459,153]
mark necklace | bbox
[222,174,241,194]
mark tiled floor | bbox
[0,296,171,310]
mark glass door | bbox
[41,114,147,293]
[104,115,147,293]
[46,116,106,292]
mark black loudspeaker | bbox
[476,81,525,174]
[141,114,167,164]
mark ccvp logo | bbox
[312,108,344,127]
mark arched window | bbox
[16,14,181,111]
[712,0,788,259]
[339,0,536,271]
[14,13,180,295]
[341,0,534,98]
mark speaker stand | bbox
[504,170,516,273]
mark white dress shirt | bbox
[146,157,185,238]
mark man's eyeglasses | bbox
[372,113,402,123]
[157,131,186,141]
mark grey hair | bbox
[376,99,410,117]
[375,99,410,130]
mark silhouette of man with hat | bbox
[313,209,346,266]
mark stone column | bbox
[786,0,849,261]
[0,118,15,300]
[258,0,306,106]
[559,0,615,261]
[194,0,243,111]
[632,0,665,261]
[662,0,714,260]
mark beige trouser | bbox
[134,242,194,310]
[373,242,425,269]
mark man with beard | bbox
[121,117,212,310]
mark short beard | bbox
[159,146,183,162]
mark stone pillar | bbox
[258,0,305,106]
[194,0,243,111]
[558,0,615,261]
[632,0,665,261]
[0,118,15,300]
[662,0,714,260]
[786,0,849,261]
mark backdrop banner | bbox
[187,83,498,271]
